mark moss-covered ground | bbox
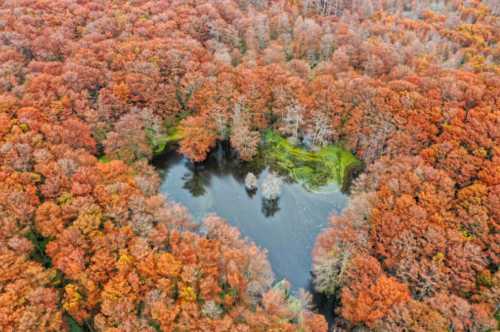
[261,131,361,191]
[149,126,183,156]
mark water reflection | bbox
[182,170,209,197]
[154,144,348,294]
[261,198,280,217]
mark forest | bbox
[0,0,498,331]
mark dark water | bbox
[154,145,347,320]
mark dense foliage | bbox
[0,0,498,331]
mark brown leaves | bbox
[0,0,498,330]
[179,115,217,162]
[156,253,182,278]
[340,255,410,328]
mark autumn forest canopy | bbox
[0,0,499,331]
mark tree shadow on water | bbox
[182,170,210,197]
[261,198,280,218]
[245,187,257,198]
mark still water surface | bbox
[155,145,348,318]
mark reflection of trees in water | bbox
[182,170,210,197]
[210,143,232,175]
[245,187,257,198]
[178,143,266,198]
[207,142,267,183]
[152,147,183,180]
[176,142,300,212]
[198,144,287,218]
[262,198,280,217]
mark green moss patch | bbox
[148,126,183,156]
[262,131,361,191]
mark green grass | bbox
[262,131,361,191]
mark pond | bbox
[154,141,354,321]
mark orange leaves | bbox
[0,113,10,137]
[149,303,180,332]
[96,273,142,329]
[47,243,86,279]
[112,82,130,103]
[178,115,217,162]
[199,275,222,302]
[156,252,182,278]
[0,0,498,330]
[0,170,40,225]
[262,287,293,318]
[136,253,158,279]
[457,182,488,210]
[179,286,197,303]
[0,251,64,331]
[60,118,96,153]
[73,205,103,236]
[375,299,449,331]
[227,260,245,291]
[101,275,136,304]
[426,292,497,331]
[340,255,410,328]
[230,122,260,161]
[341,275,410,327]
[63,284,86,321]
[95,160,130,182]
[300,311,329,332]
[35,202,65,237]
